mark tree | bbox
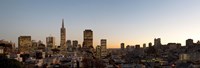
[94,58,106,68]
[20,54,30,62]
[0,54,23,68]
[82,57,94,68]
[145,46,158,57]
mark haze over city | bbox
[1,0,200,48]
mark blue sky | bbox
[1,0,200,48]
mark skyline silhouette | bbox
[1,0,200,48]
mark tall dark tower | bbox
[60,19,66,49]
[83,29,93,49]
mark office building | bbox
[121,43,125,50]
[60,19,66,49]
[72,40,78,51]
[66,40,73,52]
[96,45,101,58]
[46,36,55,49]
[143,43,146,48]
[149,42,152,47]
[135,45,140,49]
[83,29,93,49]
[154,38,161,47]
[18,36,32,53]
[101,39,107,57]
[186,39,193,46]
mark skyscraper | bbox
[149,42,152,47]
[32,40,38,50]
[154,38,161,48]
[154,38,161,46]
[66,40,73,52]
[121,43,125,50]
[60,19,66,49]
[66,40,72,47]
[72,40,78,51]
[186,39,193,46]
[18,36,32,53]
[96,45,101,58]
[46,36,55,49]
[101,39,107,57]
[143,43,146,48]
[83,29,93,49]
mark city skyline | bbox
[1,0,200,48]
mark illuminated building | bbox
[60,19,66,49]
[46,36,55,49]
[101,39,107,57]
[18,36,31,53]
[83,29,93,49]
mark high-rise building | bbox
[32,40,38,50]
[66,40,71,47]
[126,45,131,51]
[0,40,15,54]
[143,43,146,48]
[77,44,81,50]
[149,42,152,47]
[101,39,107,57]
[66,40,73,52]
[96,45,101,58]
[46,36,55,49]
[186,39,193,46]
[197,41,200,45]
[18,36,32,53]
[72,40,78,50]
[121,43,125,50]
[135,45,140,49]
[73,40,78,47]
[60,19,66,49]
[37,40,46,52]
[83,29,93,49]
[154,38,161,46]
[167,43,179,50]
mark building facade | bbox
[46,36,55,49]
[83,29,93,49]
[101,39,107,57]
[18,36,32,53]
[96,45,101,58]
[154,38,161,47]
[121,43,125,50]
[186,39,193,46]
[67,40,73,52]
[143,43,146,48]
[60,19,66,49]
[72,40,78,51]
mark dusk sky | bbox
[1,0,200,48]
